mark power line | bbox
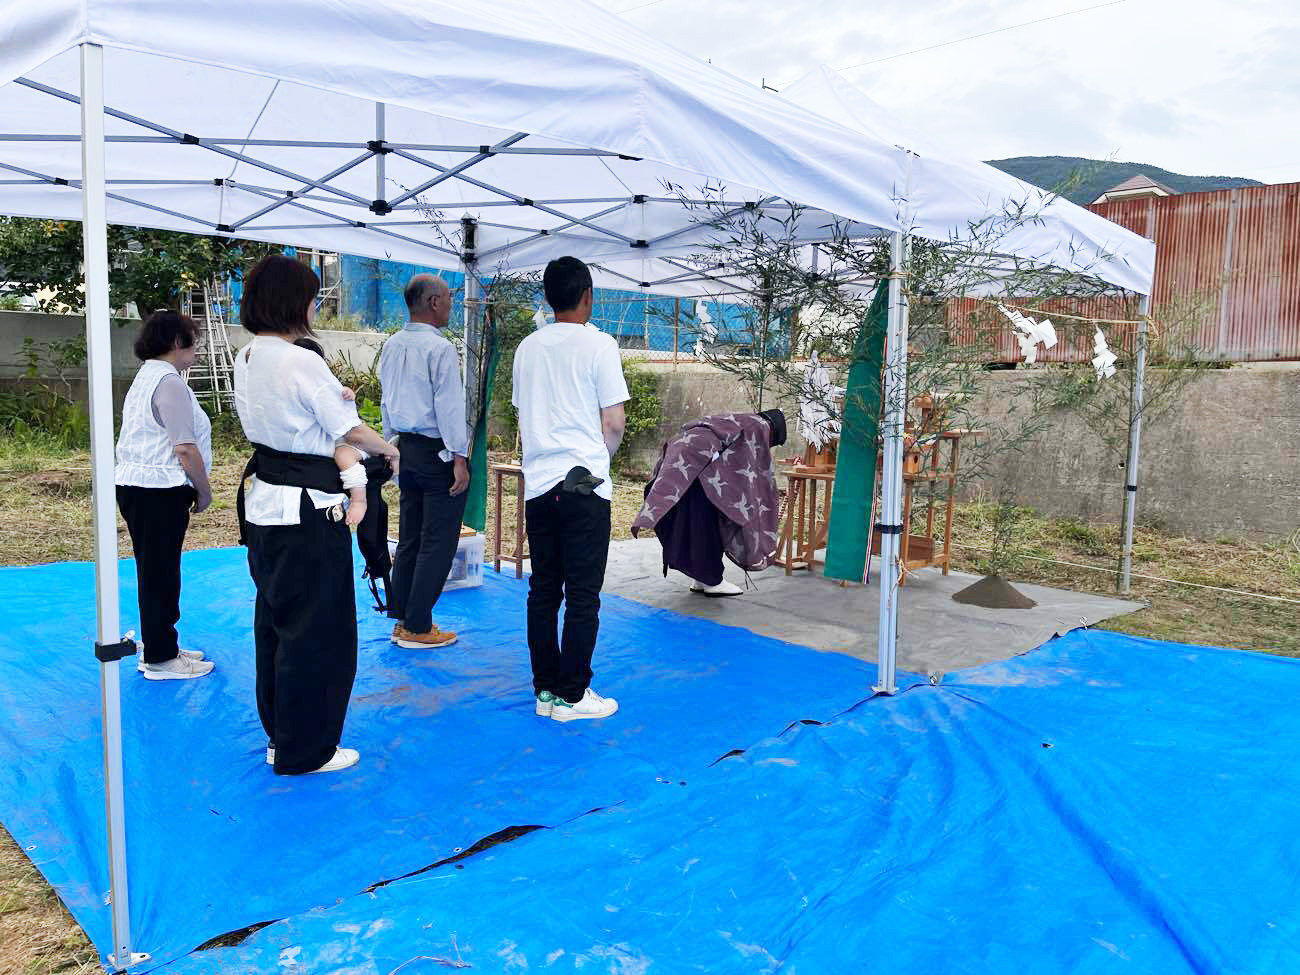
[832,0,1129,73]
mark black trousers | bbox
[525,485,611,703]
[389,434,468,634]
[116,484,195,665]
[245,492,358,775]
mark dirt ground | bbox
[0,440,1294,972]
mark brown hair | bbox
[133,309,197,361]
[240,255,320,336]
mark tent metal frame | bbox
[4,74,836,296]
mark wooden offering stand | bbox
[869,394,977,585]
[774,442,837,574]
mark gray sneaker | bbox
[535,690,556,717]
[141,655,214,681]
[136,647,205,673]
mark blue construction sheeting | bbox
[165,628,1300,975]
[3,544,1296,973]
[339,255,467,330]
[336,255,781,353]
[0,547,897,972]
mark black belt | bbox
[396,432,447,452]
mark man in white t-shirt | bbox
[512,256,629,722]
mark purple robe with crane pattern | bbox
[631,412,781,573]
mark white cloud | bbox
[598,0,1300,184]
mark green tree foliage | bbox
[0,216,276,314]
[615,363,663,475]
[0,336,91,447]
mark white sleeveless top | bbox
[115,359,213,488]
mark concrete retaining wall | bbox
[0,310,386,412]
[629,362,1300,542]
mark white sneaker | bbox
[266,743,275,766]
[141,655,214,680]
[550,688,618,723]
[136,648,205,673]
[535,690,556,717]
[306,748,360,774]
[690,579,743,597]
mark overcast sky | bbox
[591,0,1300,185]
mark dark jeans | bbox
[245,492,358,775]
[389,435,468,634]
[525,485,612,703]
[116,484,195,664]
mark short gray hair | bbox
[404,273,447,313]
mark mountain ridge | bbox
[984,156,1262,205]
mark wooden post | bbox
[492,466,503,573]
[513,471,525,580]
[943,437,960,575]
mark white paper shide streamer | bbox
[1091,328,1118,379]
[693,299,718,360]
[998,303,1057,365]
[798,351,843,449]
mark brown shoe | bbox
[393,626,458,649]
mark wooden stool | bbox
[774,467,835,574]
[490,462,527,578]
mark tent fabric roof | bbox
[0,0,1153,294]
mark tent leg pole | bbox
[461,249,482,452]
[874,230,909,695]
[1119,293,1150,595]
[374,102,386,203]
[81,42,146,972]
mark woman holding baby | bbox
[234,255,398,775]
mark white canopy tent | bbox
[0,2,1154,967]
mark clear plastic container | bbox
[386,532,484,592]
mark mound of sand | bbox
[951,575,1037,610]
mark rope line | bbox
[953,543,1300,605]
[982,298,1144,327]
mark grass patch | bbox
[0,826,97,974]
[946,502,1300,657]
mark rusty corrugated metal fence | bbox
[946,182,1300,363]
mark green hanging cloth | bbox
[823,281,889,582]
[462,318,501,534]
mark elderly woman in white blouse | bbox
[235,255,398,776]
[115,310,215,681]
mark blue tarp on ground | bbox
[162,628,1300,975]
[0,547,901,972]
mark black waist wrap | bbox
[237,444,395,611]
